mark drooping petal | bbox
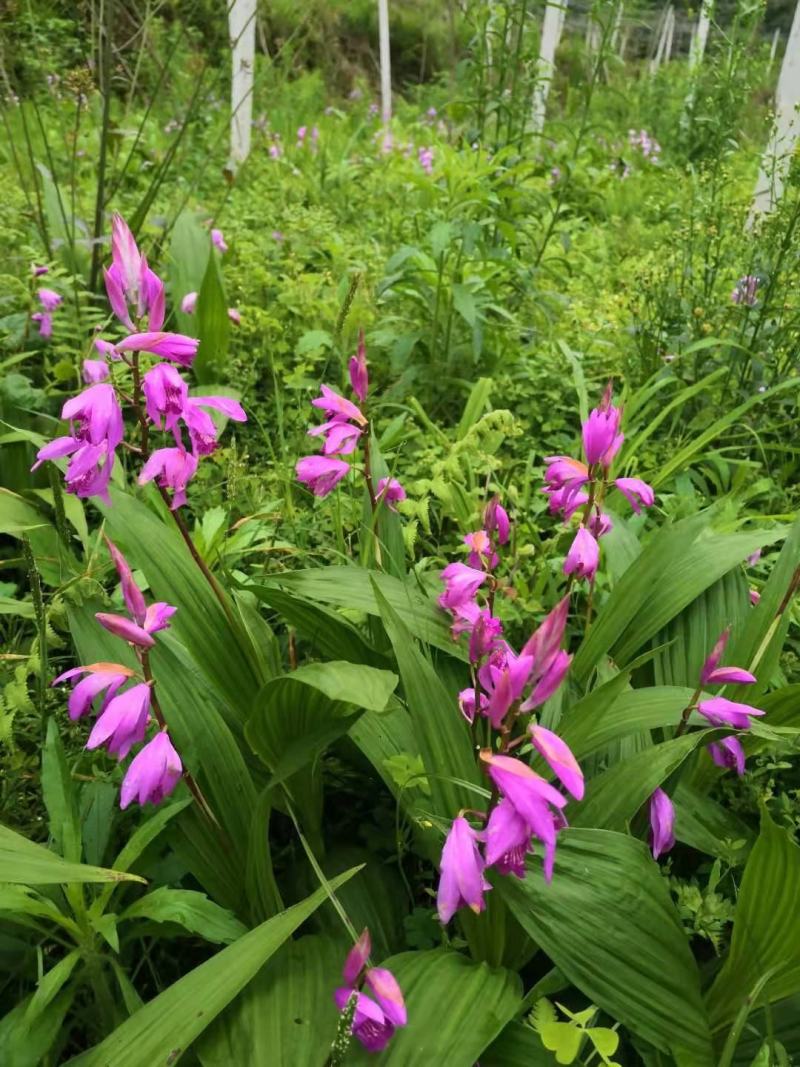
[708,736,746,776]
[649,788,675,859]
[529,724,584,800]
[95,612,155,649]
[342,928,371,985]
[120,730,183,808]
[437,815,487,923]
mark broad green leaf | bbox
[67,868,361,1067]
[560,685,698,759]
[194,247,231,383]
[499,830,713,1063]
[25,949,80,1023]
[0,823,144,886]
[100,490,262,728]
[0,885,77,935]
[570,731,716,830]
[372,581,479,818]
[673,783,754,865]
[41,717,81,865]
[244,787,283,925]
[254,566,463,658]
[169,210,211,337]
[347,949,522,1066]
[706,810,800,1031]
[0,488,48,535]
[0,987,75,1067]
[196,935,343,1067]
[121,888,247,944]
[457,376,493,439]
[285,661,398,711]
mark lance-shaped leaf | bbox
[0,824,144,886]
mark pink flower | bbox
[181,291,198,314]
[484,797,532,878]
[438,562,486,611]
[481,751,568,881]
[563,528,599,581]
[518,596,571,712]
[179,395,246,455]
[582,402,623,467]
[95,613,155,649]
[115,332,199,367]
[437,815,489,923]
[143,364,189,431]
[458,687,488,724]
[483,650,534,729]
[699,630,757,686]
[376,478,406,511]
[94,339,120,361]
[483,496,510,544]
[349,330,369,403]
[589,511,613,539]
[31,312,53,338]
[749,589,761,606]
[64,443,115,505]
[32,264,49,277]
[649,788,675,859]
[708,736,746,776]
[614,477,655,514]
[52,662,134,721]
[543,455,589,494]
[696,696,764,730]
[464,529,497,570]
[105,537,147,624]
[311,385,367,426]
[467,610,503,664]
[138,448,199,509]
[342,928,371,985]
[120,731,183,808]
[747,549,762,567]
[307,419,363,456]
[82,359,109,384]
[86,682,151,760]
[732,275,759,306]
[104,215,165,331]
[227,307,241,325]
[62,383,123,450]
[211,228,228,253]
[37,288,62,312]
[529,725,584,800]
[295,455,350,497]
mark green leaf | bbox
[41,718,81,864]
[253,566,463,658]
[452,283,477,328]
[296,329,333,356]
[538,1020,582,1063]
[169,211,211,336]
[196,935,343,1067]
[706,809,800,1031]
[560,685,698,759]
[0,885,77,933]
[194,242,230,383]
[67,868,361,1067]
[481,1021,559,1066]
[456,377,493,440]
[25,949,80,1023]
[0,987,75,1067]
[347,949,522,1066]
[0,488,48,536]
[371,580,479,819]
[121,888,247,945]
[0,823,145,887]
[498,829,713,1063]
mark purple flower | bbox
[747,549,762,567]
[115,332,199,367]
[485,797,532,878]
[86,682,151,760]
[483,496,510,544]
[589,511,613,539]
[64,443,115,504]
[32,264,49,277]
[94,339,120,361]
[181,292,198,314]
[518,596,571,712]
[649,788,675,859]
[529,725,584,800]
[342,928,371,985]
[120,731,183,808]
[179,395,246,456]
[295,455,350,497]
[211,228,228,253]
[481,752,568,881]
[311,385,366,426]
[696,696,765,730]
[82,359,109,384]
[418,146,434,175]
[582,399,623,467]
[483,650,534,729]
[37,288,62,312]
[732,275,759,307]
[143,364,189,431]
[307,419,363,456]
[376,478,406,511]
[62,383,123,450]
[31,312,53,338]
[138,448,199,509]
[708,736,746,776]
[464,529,497,570]
[105,537,147,624]
[563,528,599,581]
[95,613,155,649]
[438,562,486,611]
[614,477,655,514]
[458,687,488,723]
[699,629,757,687]
[227,307,241,325]
[52,663,134,721]
[467,610,504,664]
[437,815,489,923]
[349,330,369,404]
[749,589,761,606]
[104,215,165,331]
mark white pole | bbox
[663,6,675,63]
[532,0,568,134]
[611,2,624,53]
[767,27,780,73]
[229,0,256,165]
[649,5,670,75]
[750,0,800,219]
[378,0,392,126]
[688,0,712,73]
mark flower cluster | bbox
[32,214,246,509]
[53,538,183,808]
[543,384,654,582]
[32,284,62,339]
[333,929,407,1053]
[628,128,661,163]
[649,628,764,858]
[731,274,759,306]
[436,500,582,921]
